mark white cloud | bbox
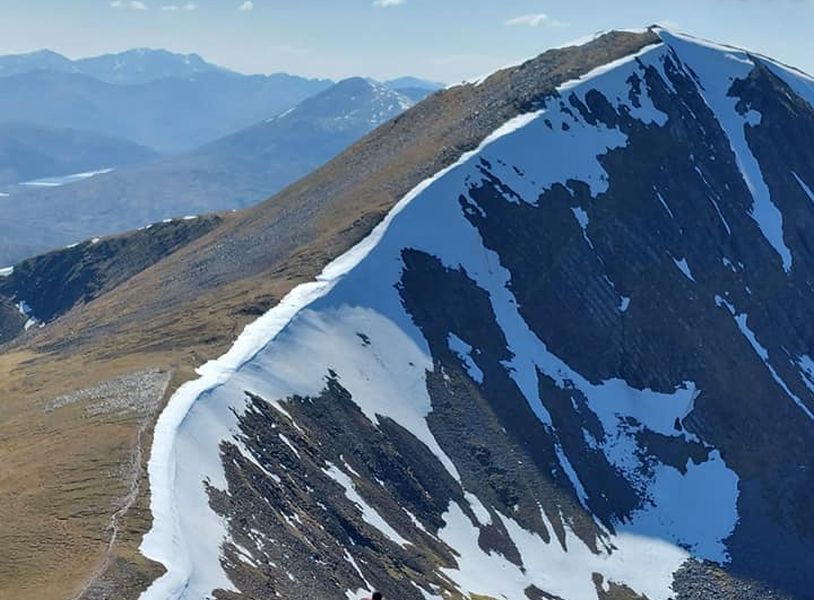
[110,0,149,9]
[505,13,568,28]
[373,0,406,7]
[238,1,254,10]
[161,1,196,10]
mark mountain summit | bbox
[4,26,814,600]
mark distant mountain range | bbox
[0,48,445,90]
[0,47,445,264]
[0,69,332,153]
[0,77,428,265]
[0,48,442,154]
[0,48,227,84]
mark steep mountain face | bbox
[0,48,226,84]
[136,29,814,600]
[0,122,157,186]
[0,78,415,265]
[0,69,331,152]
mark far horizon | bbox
[0,46,447,85]
[1,1,812,83]
[5,22,814,88]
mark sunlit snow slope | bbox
[140,29,814,600]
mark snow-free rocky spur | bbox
[2,26,814,600]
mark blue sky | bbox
[0,0,812,83]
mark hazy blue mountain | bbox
[0,122,157,186]
[384,76,445,90]
[384,76,444,103]
[0,78,415,265]
[72,48,226,84]
[0,49,76,77]
[0,48,226,84]
[0,69,332,152]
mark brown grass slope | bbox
[0,29,660,600]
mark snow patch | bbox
[19,168,114,188]
[619,296,631,312]
[656,191,675,220]
[447,333,484,383]
[792,172,814,204]
[464,491,492,526]
[17,300,42,330]
[673,257,695,281]
[797,355,814,396]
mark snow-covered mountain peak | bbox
[138,29,814,600]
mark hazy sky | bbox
[0,0,812,83]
